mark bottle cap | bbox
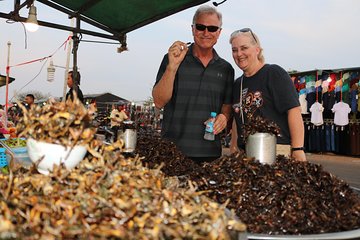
[210,112,217,117]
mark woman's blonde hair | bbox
[229,29,265,63]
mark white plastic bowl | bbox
[27,138,87,175]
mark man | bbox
[14,94,35,121]
[152,5,234,163]
[66,70,84,103]
[24,94,35,109]
[110,105,128,142]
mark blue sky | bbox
[1,0,360,104]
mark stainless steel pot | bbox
[119,129,137,152]
[245,132,276,165]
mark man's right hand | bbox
[168,41,189,68]
[230,144,240,154]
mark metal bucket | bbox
[119,129,137,152]
[245,132,276,165]
[95,134,105,142]
[117,129,124,141]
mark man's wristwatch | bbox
[291,147,304,151]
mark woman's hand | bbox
[291,150,307,161]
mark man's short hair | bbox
[192,5,223,27]
[26,94,35,100]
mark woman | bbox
[229,28,306,161]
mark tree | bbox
[13,91,51,103]
[142,96,154,108]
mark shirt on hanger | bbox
[332,102,351,126]
[310,102,324,126]
[299,93,308,114]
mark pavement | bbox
[222,148,360,189]
[306,152,360,189]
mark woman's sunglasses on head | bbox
[238,28,258,43]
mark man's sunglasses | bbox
[194,24,220,33]
[239,28,257,43]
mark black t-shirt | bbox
[233,64,300,146]
[66,86,84,103]
[322,91,336,113]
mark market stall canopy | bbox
[0,75,15,88]
[0,0,210,42]
[0,0,211,106]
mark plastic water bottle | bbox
[204,112,217,141]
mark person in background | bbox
[66,70,84,103]
[7,105,21,126]
[110,105,128,142]
[0,104,16,138]
[0,104,8,138]
[229,28,306,161]
[17,93,35,119]
[24,94,35,109]
[0,104,6,124]
[152,5,234,164]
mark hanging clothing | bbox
[332,102,351,126]
[323,91,336,113]
[306,88,316,113]
[358,84,360,112]
[299,93,308,114]
[350,85,358,113]
[310,102,324,126]
[350,123,359,155]
[321,80,329,93]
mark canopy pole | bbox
[63,18,74,101]
[5,41,11,127]
[71,16,80,97]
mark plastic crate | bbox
[0,139,29,168]
[12,147,27,154]
[0,148,7,167]
[7,147,32,168]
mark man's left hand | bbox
[214,114,228,135]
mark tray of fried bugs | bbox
[136,131,360,240]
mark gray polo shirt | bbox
[155,44,234,158]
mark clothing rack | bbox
[303,120,360,156]
[349,119,360,124]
